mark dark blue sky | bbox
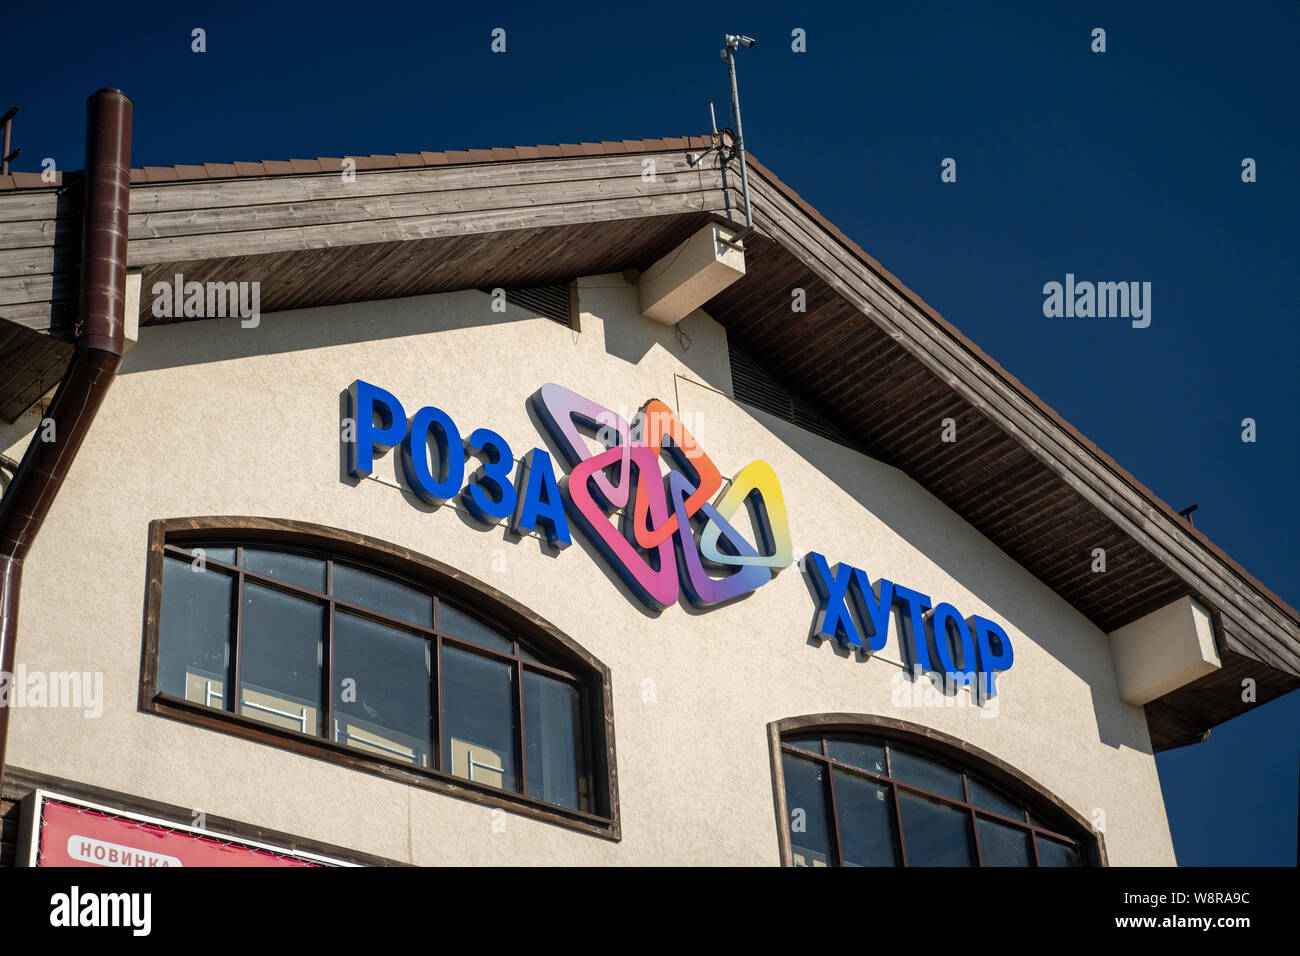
[8,0,1297,864]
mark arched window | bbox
[141,517,618,839]
[769,716,1101,866]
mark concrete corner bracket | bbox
[638,223,746,325]
[1109,596,1222,706]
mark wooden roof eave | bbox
[1,142,1296,750]
[696,157,1298,748]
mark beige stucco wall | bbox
[0,273,1176,865]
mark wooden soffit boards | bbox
[1143,647,1298,751]
[1,141,1294,722]
[0,147,733,421]
[701,157,1299,702]
[0,149,737,336]
[706,234,1193,636]
[135,214,715,327]
[0,319,72,422]
[0,178,82,338]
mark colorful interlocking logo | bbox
[532,383,793,610]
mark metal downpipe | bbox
[0,88,131,787]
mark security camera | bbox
[725,34,757,50]
[738,35,756,47]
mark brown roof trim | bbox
[742,153,1299,628]
[2,132,1286,629]
[0,135,714,191]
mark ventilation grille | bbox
[728,341,856,449]
[484,284,573,327]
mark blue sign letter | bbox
[849,568,894,652]
[462,427,517,523]
[512,448,571,549]
[348,380,406,479]
[806,552,863,649]
[401,405,465,503]
[972,616,1014,698]
[892,584,933,672]
[931,603,976,688]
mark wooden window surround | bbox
[139,516,620,841]
[768,714,1106,866]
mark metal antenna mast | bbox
[1,107,19,176]
[722,34,756,232]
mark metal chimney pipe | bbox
[0,88,132,787]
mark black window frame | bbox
[769,715,1105,866]
[139,516,620,841]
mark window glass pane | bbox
[825,736,886,776]
[833,771,897,866]
[897,792,974,866]
[969,778,1023,820]
[517,642,556,667]
[524,671,583,811]
[239,582,324,735]
[781,754,834,867]
[333,612,432,767]
[976,817,1032,866]
[333,564,432,629]
[889,748,965,801]
[243,548,326,592]
[179,545,236,565]
[157,556,232,709]
[439,602,513,653]
[784,734,823,756]
[442,646,518,791]
[1037,835,1082,867]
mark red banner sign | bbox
[36,797,323,867]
